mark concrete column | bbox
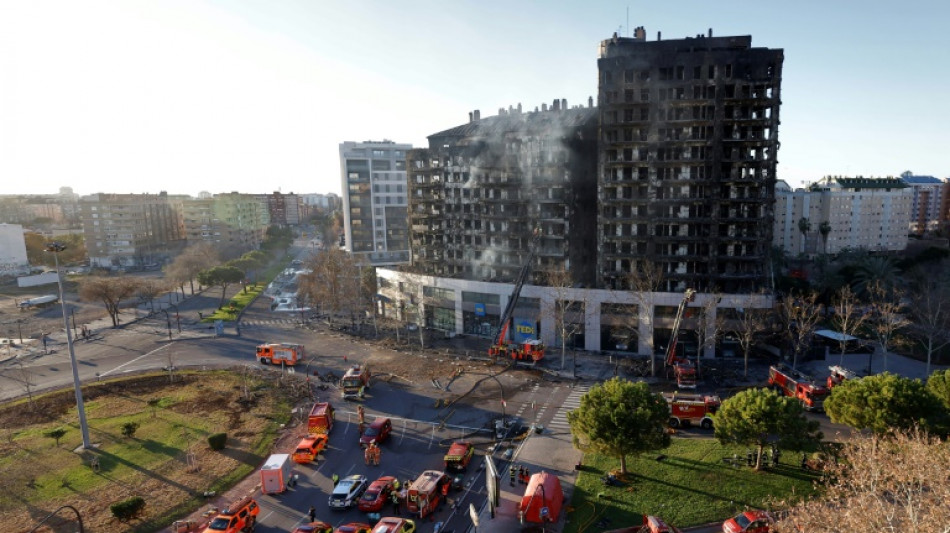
[585,299,602,352]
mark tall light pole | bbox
[45,242,92,449]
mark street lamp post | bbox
[45,242,92,450]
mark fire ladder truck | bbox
[488,230,545,363]
[664,289,697,389]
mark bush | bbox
[208,432,227,450]
[110,496,145,521]
[121,422,140,438]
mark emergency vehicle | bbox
[406,470,450,519]
[826,365,857,389]
[308,402,335,435]
[292,434,328,464]
[291,522,333,533]
[661,392,720,429]
[488,230,545,363]
[768,363,829,412]
[341,364,371,400]
[664,289,698,389]
[256,343,305,366]
[370,518,416,533]
[443,441,475,471]
[201,496,259,533]
[358,476,397,513]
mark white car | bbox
[329,474,368,510]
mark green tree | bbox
[713,387,821,470]
[567,378,670,475]
[825,372,945,436]
[926,369,950,411]
[797,217,811,255]
[44,427,67,447]
[197,265,245,309]
[121,422,139,438]
[818,220,831,254]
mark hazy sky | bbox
[1,0,947,197]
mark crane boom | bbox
[489,230,544,362]
[665,288,697,388]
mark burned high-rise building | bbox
[597,28,783,293]
[407,102,599,287]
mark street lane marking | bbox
[98,343,171,377]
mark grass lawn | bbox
[564,438,822,532]
[205,283,264,321]
[0,370,297,532]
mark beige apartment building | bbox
[80,192,184,267]
[774,177,913,255]
[179,193,269,249]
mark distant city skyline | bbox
[1,0,947,197]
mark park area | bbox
[0,370,301,532]
[564,439,823,532]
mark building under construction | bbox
[407,102,599,288]
[598,28,783,293]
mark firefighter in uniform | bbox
[364,445,372,465]
[391,487,401,514]
[372,442,381,465]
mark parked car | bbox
[360,417,392,447]
[370,517,416,533]
[292,522,333,533]
[334,524,372,533]
[358,476,396,512]
[723,510,774,533]
[329,474,368,510]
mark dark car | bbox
[360,417,392,447]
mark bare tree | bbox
[866,281,911,374]
[546,266,587,371]
[907,267,950,376]
[78,276,142,327]
[135,278,170,314]
[730,301,770,379]
[165,243,219,295]
[779,291,823,369]
[298,248,361,327]
[692,294,725,380]
[623,260,666,376]
[13,362,37,410]
[830,285,870,365]
[776,429,950,532]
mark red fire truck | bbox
[662,392,721,429]
[768,363,829,412]
[826,365,857,389]
[406,470,450,519]
[488,230,545,363]
[664,289,697,389]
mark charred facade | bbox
[407,103,598,287]
[597,29,783,293]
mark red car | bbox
[334,523,372,533]
[723,510,774,533]
[359,417,392,447]
[292,522,333,533]
[358,475,397,512]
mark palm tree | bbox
[818,221,831,254]
[798,217,812,255]
[853,255,901,296]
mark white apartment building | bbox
[0,223,29,274]
[339,140,412,265]
[774,177,913,255]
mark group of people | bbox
[509,464,531,486]
[364,442,382,465]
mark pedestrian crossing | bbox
[547,384,589,434]
[240,318,303,328]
